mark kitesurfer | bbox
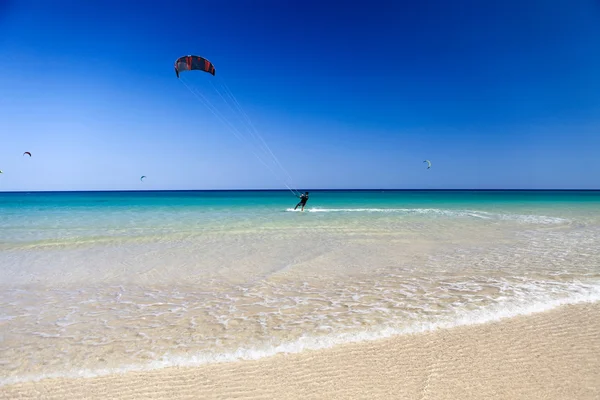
[294,192,310,211]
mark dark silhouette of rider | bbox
[294,191,310,211]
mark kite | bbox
[23,152,31,157]
[423,160,431,169]
[173,54,302,198]
[174,55,216,78]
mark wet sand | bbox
[2,301,599,400]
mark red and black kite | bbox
[174,55,216,78]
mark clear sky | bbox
[1,0,599,191]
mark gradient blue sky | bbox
[1,0,599,191]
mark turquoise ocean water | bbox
[1,190,599,384]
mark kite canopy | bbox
[174,55,216,78]
[140,176,146,182]
[23,152,31,157]
[423,160,431,169]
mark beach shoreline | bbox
[2,301,598,400]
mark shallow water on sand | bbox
[1,190,599,384]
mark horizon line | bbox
[1,188,599,194]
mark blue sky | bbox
[1,0,599,191]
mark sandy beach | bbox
[2,301,598,400]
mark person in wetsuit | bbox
[294,191,310,211]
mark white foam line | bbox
[2,285,598,387]
[285,208,569,224]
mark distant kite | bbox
[140,176,146,182]
[0,170,3,174]
[23,152,31,157]
[423,160,431,169]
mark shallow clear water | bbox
[1,190,599,384]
